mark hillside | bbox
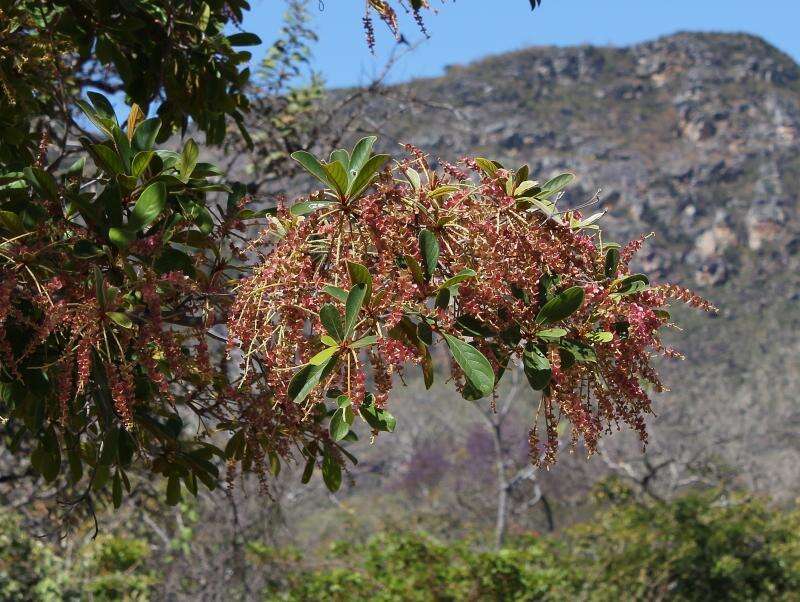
[249,32,800,546]
[372,31,800,486]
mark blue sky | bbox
[247,0,800,88]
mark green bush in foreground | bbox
[4,489,800,600]
[263,490,800,602]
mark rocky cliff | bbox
[354,32,800,496]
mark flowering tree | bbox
[0,1,715,513]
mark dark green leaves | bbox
[419,229,439,280]
[344,284,367,339]
[322,451,342,492]
[615,274,650,296]
[559,339,597,367]
[288,359,334,404]
[291,138,389,202]
[523,344,551,391]
[605,247,620,278]
[330,405,354,441]
[442,333,495,398]
[349,135,377,176]
[129,182,167,231]
[178,139,199,182]
[289,199,335,217]
[347,261,373,304]
[291,151,329,187]
[539,173,574,197]
[361,394,396,433]
[535,286,585,325]
[320,304,344,342]
[439,268,477,290]
[109,181,167,248]
[227,32,262,46]
[132,118,162,152]
[347,153,389,199]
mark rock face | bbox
[362,32,800,496]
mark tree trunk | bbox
[491,420,509,548]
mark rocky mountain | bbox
[352,32,800,495]
[246,32,800,546]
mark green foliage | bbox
[569,486,800,601]
[263,490,800,601]
[0,512,155,600]
[0,0,261,163]
[0,95,270,508]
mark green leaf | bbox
[344,284,367,339]
[132,118,162,152]
[419,229,439,280]
[324,161,348,196]
[361,394,396,432]
[291,151,331,188]
[330,149,350,170]
[224,431,245,460]
[76,99,115,136]
[322,285,349,302]
[88,92,117,121]
[91,144,126,175]
[166,475,182,506]
[346,261,373,304]
[347,154,390,199]
[540,173,574,195]
[23,167,58,200]
[322,451,342,492]
[348,136,377,177]
[455,315,496,338]
[108,227,135,249]
[605,247,620,279]
[439,268,477,290]
[196,1,211,30]
[129,182,167,231]
[588,331,614,343]
[288,358,335,404]
[351,335,378,349]
[522,344,551,390]
[179,139,199,182]
[289,199,335,216]
[559,339,597,365]
[107,312,133,329]
[442,333,495,398]
[309,346,339,366]
[404,167,421,191]
[227,32,262,46]
[536,328,567,341]
[112,471,123,508]
[93,266,106,308]
[535,286,585,325]
[131,151,154,178]
[0,210,25,235]
[329,408,350,441]
[404,255,425,285]
[301,455,315,484]
[320,304,344,342]
[616,274,650,295]
[321,335,338,347]
[475,158,499,177]
[154,248,196,276]
[435,287,451,309]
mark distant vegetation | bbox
[4,487,799,600]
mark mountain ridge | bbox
[340,30,800,498]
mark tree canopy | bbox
[0,0,714,515]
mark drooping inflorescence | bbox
[228,138,717,470]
